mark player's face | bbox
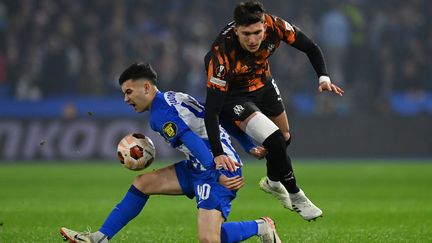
[121,79,152,113]
[234,20,266,53]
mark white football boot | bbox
[289,189,323,221]
[259,177,293,210]
[60,227,108,243]
[256,216,282,243]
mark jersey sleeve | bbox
[205,47,230,92]
[204,88,227,157]
[267,14,329,78]
[267,14,296,45]
[290,26,329,77]
[179,130,215,170]
[204,48,229,157]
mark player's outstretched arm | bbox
[290,26,345,97]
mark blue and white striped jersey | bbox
[149,91,243,172]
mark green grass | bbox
[1,160,432,242]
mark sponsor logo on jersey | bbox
[162,122,177,139]
[210,76,227,87]
[267,44,275,52]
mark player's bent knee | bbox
[282,131,291,141]
[285,135,292,147]
[132,175,146,192]
[132,174,155,194]
[262,130,286,152]
[244,112,279,144]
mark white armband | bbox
[319,76,331,84]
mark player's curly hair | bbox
[119,62,158,85]
[234,0,265,26]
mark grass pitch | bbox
[0,159,431,242]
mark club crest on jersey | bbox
[233,105,245,116]
[216,65,226,78]
[163,122,177,139]
[267,44,275,52]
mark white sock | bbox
[254,219,267,236]
[91,231,109,243]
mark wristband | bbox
[319,76,331,84]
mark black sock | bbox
[279,154,299,193]
[263,131,299,193]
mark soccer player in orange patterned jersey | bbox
[204,0,344,221]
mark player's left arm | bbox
[272,15,344,96]
[178,130,217,171]
[290,26,344,96]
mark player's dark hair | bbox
[118,62,158,85]
[234,0,265,26]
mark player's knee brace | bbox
[244,112,279,144]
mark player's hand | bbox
[214,155,241,172]
[249,146,267,160]
[318,81,344,96]
[219,174,244,190]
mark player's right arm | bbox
[204,50,239,172]
[180,129,243,189]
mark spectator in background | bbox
[318,2,350,88]
[77,34,105,96]
[37,34,72,96]
[316,2,351,115]
[1,0,431,116]
[0,42,6,92]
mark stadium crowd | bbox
[0,0,430,116]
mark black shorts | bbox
[221,79,285,123]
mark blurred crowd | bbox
[0,0,431,115]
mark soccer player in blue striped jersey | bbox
[60,62,281,243]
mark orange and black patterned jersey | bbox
[204,14,328,157]
[205,14,296,94]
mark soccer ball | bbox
[117,133,156,171]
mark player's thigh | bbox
[255,79,285,118]
[197,208,224,243]
[269,111,290,140]
[220,95,255,126]
[222,99,280,144]
[133,164,183,195]
[221,96,263,132]
[255,80,290,139]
